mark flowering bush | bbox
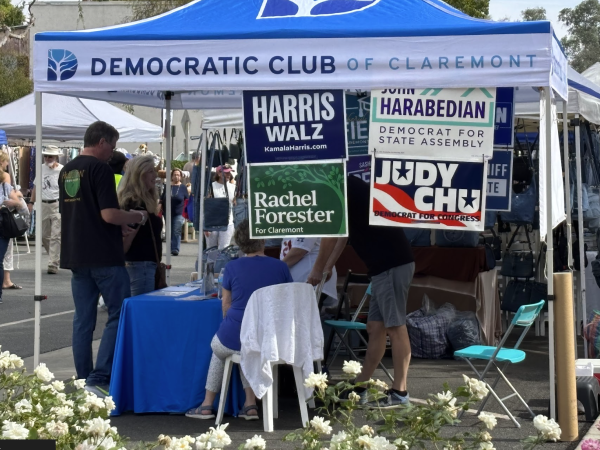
[0,349,561,450]
[285,361,562,450]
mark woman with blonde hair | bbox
[0,152,24,304]
[118,155,163,297]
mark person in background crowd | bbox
[204,164,236,250]
[280,237,338,312]
[4,191,30,290]
[28,145,63,274]
[182,152,199,185]
[0,152,26,304]
[159,168,189,256]
[308,176,415,409]
[186,220,293,421]
[108,151,128,189]
[118,156,163,297]
[59,121,149,398]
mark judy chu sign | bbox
[248,162,348,238]
[370,156,487,231]
[369,88,496,159]
[243,89,348,164]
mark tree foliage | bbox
[0,0,24,27]
[128,0,191,21]
[521,7,546,21]
[559,0,600,73]
[0,52,32,107]
[445,0,489,19]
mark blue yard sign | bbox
[347,154,371,183]
[493,87,514,147]
[243,89,348,164]
[486,149,513,211]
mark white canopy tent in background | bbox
[0,93,163,142]
[32,0,568,419]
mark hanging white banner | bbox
[368,87,496,160]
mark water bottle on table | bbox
[217,269,225,299]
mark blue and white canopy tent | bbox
[33,0,568,418]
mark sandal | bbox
[238,404,259,421]
[185,405,215,420]
[4,284,22,290]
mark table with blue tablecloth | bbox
[109,286,245,416]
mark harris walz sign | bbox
[243,89,348,163]
[370,156,487,231]
[369,88,496,159]
[248,162,348,238]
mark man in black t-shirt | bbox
[59,121,149,398]
[308,175,415,408]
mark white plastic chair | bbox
[215,283,324,432]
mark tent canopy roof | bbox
[36,0,550,42]
[0,93,163,142]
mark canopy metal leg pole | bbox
[197,130,207,275]
[562,102,575,357]
[34,92,43,368]
[544,87,556,420]
[165,93,172,284]
[574,114,587,357]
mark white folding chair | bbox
[215,283,324,432]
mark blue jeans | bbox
[71,266,131,386]
[0,237,10,301]
[171,215,185,253]
[126,261,156,297]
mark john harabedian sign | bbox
[370,156,487,231]
[369,88,496,159]
[248,162,348,238]
[243,90,347,164]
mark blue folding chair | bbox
[323,284,394,383]
[454,300,545,428]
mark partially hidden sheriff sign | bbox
[370,156,487,231]
[368,88,496,159]
[243,89,348,164]
[248,162,348,238]
[486,149,513,211]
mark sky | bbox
[10,0,582,39]
[489,0,580,38]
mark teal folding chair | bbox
[323,284,394,383]
[454,300,545,428]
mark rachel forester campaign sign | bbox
[243,89,347,164]
[370,156,487,231]
[368,88,496,160]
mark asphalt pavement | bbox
[0,238,594,449]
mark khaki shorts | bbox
[368,262,415,328]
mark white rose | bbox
[533,415,561,441]
[51,406,74,421]
[463,375,489,400]
[208,424,231,448]
[349,392,361,403]
[244,434,266,450]
[46,420,69,437]
[479,442,494,450]
[478,412,497,430]
[14,399,33,414]
[51,381,65,392]
[342,360,362,377]
[83,417,112,436]
[360,425,374,436]
[8,354,24,369]
[480,431,492,442]
[35,403,43,413]
[97,437,117,450]
[356,435,374,449]
[84,394,106,411]
[370,379,389,391]
[74,379,86,390]
[394,438,409,450]
[371,436,396,450]
[304,372,328,391]
[34,363,55,382]
[332,431,348,444]
[104,396,116,412]
[2,421,29,439]
[310,416,332,435]
[435,391,454,403]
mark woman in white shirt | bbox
[205,164,236,249]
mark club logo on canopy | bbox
[47,49,78,81]
[258,0,380,18]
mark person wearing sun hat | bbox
[28,145,63,274]
[205,164,236,250]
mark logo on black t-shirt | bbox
[64,170,81,198]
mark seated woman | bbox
[186,219,293,421]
